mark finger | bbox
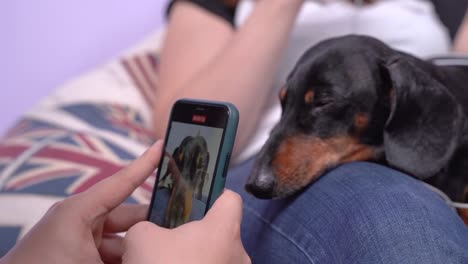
[79,140,163,217]
[204,190,243,227]
[99,234,124,264]
[103,204,149,233]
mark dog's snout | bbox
[246,172,276,199]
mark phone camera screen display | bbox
[148,103,228,228]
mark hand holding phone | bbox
[147,99,239,228]
[125,190,250,264]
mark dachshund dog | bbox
[246,35,468,213]
[163,135,210,228]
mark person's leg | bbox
[227,160,468,264]
[153,0,304,157]
[154,0,234,142]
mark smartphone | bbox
[147,99,239,228]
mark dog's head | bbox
[173,136,210,185]
[246,35,464,199]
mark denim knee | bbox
[298,162,468,263]
[231,161,468,264]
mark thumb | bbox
[123,221,172,263]
[204,190,243,227]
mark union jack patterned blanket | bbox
[0,31,164,255]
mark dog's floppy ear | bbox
[383,57,464,179]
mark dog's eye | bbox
[313,97,333,108]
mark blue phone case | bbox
[174,99,239,210]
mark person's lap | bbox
[227,159,468,264]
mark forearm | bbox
[454,11,468,53]
[154,0,305,157]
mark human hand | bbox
[0,140,164,264]
[122,190,251,264]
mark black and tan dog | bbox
[163,135,210,228]
[246,36,468,214]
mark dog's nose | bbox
[245,173,276,199]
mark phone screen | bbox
[148,102,228,228]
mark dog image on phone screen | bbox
[161,135,210,228]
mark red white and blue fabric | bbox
[0,48,160,256]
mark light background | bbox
[0,0,168,135]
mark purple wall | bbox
[0,0,168,135]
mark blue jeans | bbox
[226,160,468,264]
